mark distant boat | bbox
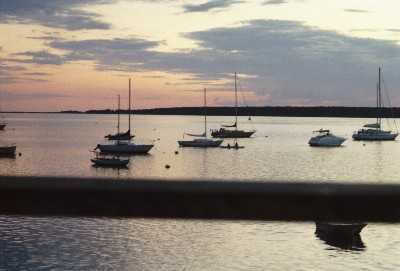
[104,78,134,141]
[96,141,153,154]
[0,100,6,130]
[0,145,16,156]
[96,79,153,155]
[178,88,223,148]
[353,67,398,141]
[90,151,129,168]
[91,157,129,167]
[308,129,346,147]
[211,73,256,138]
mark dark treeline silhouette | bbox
[80,106,400,118]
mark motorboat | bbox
[308,129,346,147]
[353,67,398,141]
[178,88,223,148]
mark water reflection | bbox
[316,231,366,251]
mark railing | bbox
[0,175,399,222]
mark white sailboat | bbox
[178,88,223,147]
[309,129,346,147]
[353,67,398,141]
[96,79,154,154]
[211,72,256,138]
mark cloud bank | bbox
[8,19,400,106]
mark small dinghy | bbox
[220,141,244,149]
[90,151,129,168]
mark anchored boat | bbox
[96,79,153,155]
[308,129,346,147]
[178,88,223,148]
[211,73,255,138]
[353,67,398,141]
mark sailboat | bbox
[96,79,154,154]
[211,72,256,138]
[0,97,6,131]
[104,79,134,140]
[178,88,223,147]
[353,67,398,141]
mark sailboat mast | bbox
[117,94,121,135]
[128,78,131,133]
[234,72,238,131]
[204,88,207,137]
[378,67,382,129]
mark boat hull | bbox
[178,139,223,148]
[352,131,398,141]
[91,158,129,167]
[309,135,346,147]
[0,145,16,156]
[97,143,153,154]
[211,129,255,138]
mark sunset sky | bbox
[2,0,400,111]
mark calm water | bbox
[1,113,400,270]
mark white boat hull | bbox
[309,134,346,147]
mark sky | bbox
[2,0,400,111]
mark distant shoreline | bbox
[4,106,400,118]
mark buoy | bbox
[165,164,171,169]
[174,151,179,155]
[363,143,366,146]
[18,153,22,156]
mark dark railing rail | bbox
[0,175,399,222]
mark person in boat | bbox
[234,142,239,148]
